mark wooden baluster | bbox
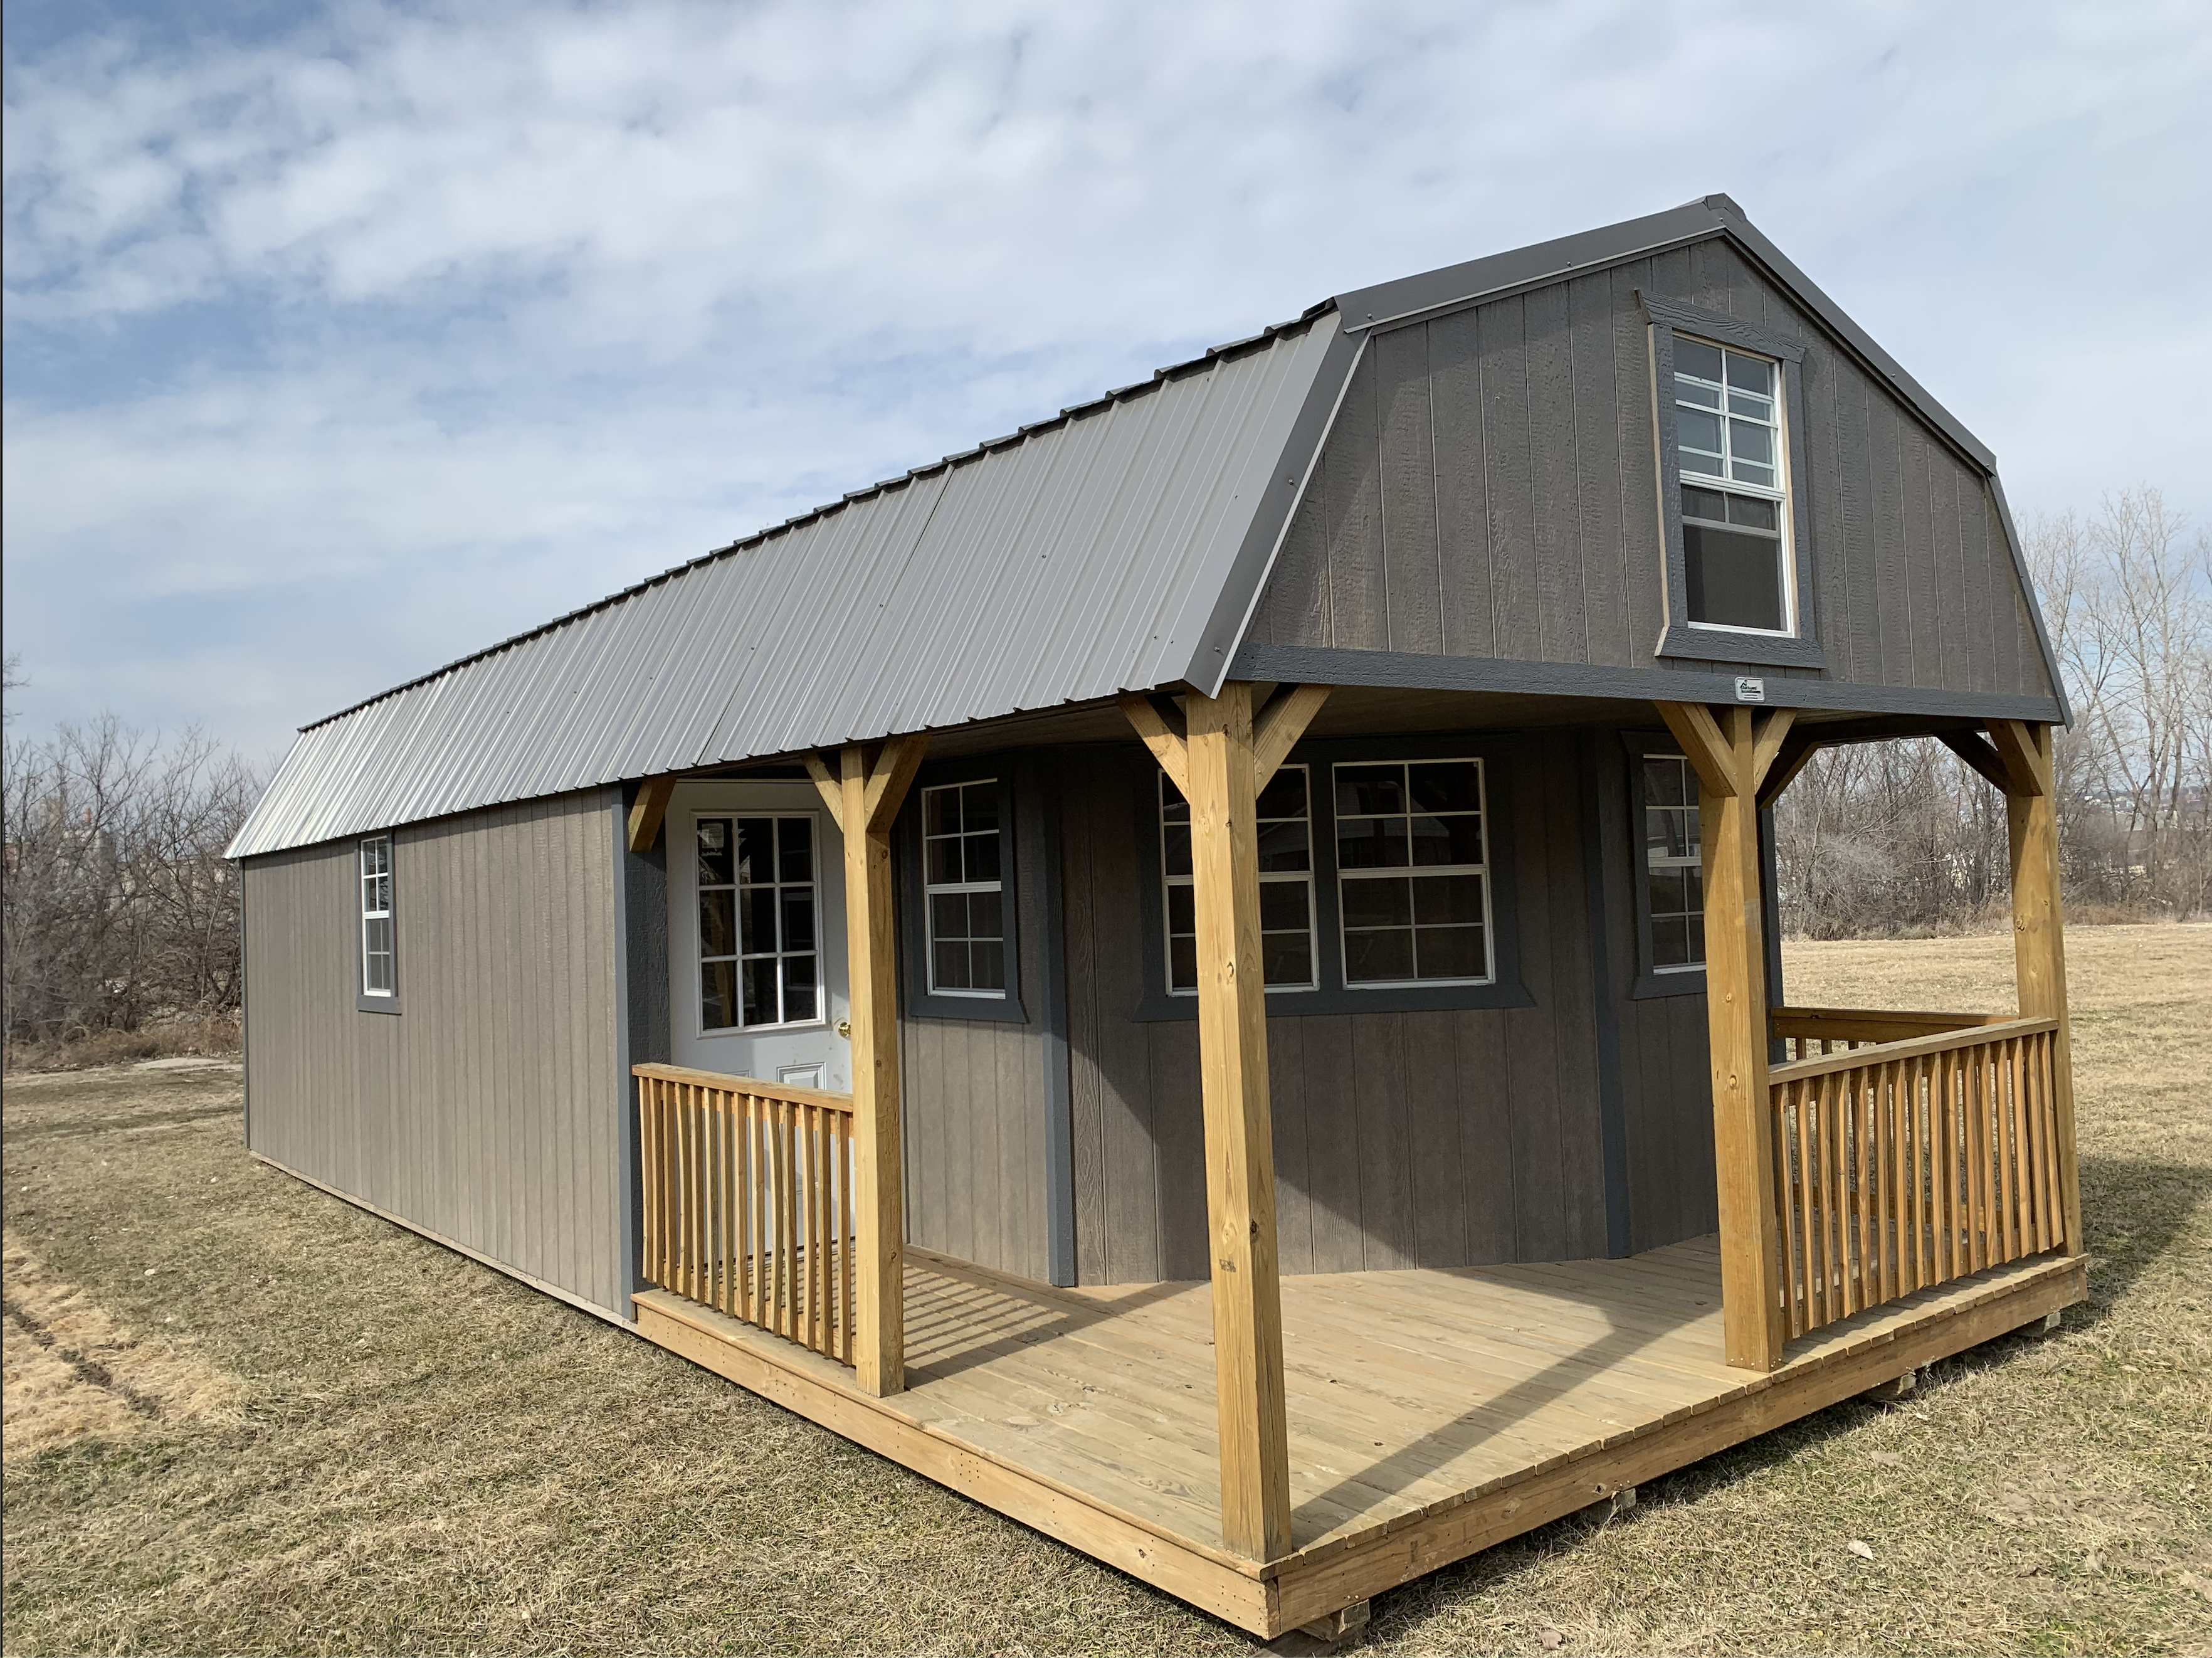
[745,1094,761,1326]
[1773,1087,1798,1338]
[2007,1035,2030,1260]
[2035,1032,2059,1253]
[1995,1040,2017,1264]
[1821,1072,1845,1319]
[1971,1047,1992,1272]
[779,1098,797,1339]
[1793,1078,1818,1330]
[1877,1059,1899,1304]
[841,1111,856,1362]
[1852,1065,1872,1314]
[717,1089,733,1313]
[806,1104,823,1353]
[1909,1057,1930,1289]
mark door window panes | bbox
[698,814,819,1029]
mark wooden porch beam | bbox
[626,776,677,853]
[1696,705,1787,1371]
[1119,694,1191,797]
[1655,701,1738,798]
[1936,729,2015,795]
[2003,722,2082,1255]
[1989,719,2051,798]
[1749,709,1798,793]
[802,752,845,829]
[1755,732,1821,810]
[1184,681,1293,1561]
[1251,684,1331,791]
[841,732,928,1396]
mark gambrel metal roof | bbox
[230,196,2062,858]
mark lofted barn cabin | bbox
[230,196,2085,1639]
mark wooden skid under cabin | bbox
[231,197,2086,1637]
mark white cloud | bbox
[4,0,2209,752]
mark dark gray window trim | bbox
[355,830,402,1015]
[1131,735,1534,1021]
[1621,730,1706,1001]
[897,761,1028,1024]
[1640,292,1825,672]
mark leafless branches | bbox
[1774,486,2211,935]
[2,663,260,1048]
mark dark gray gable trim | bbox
[1334,199,1729,336]
[1640,293,1825,672]
[1228,642,2068,725]
[1704,199,1996,473]
[1181,315,1367,696]
[1986,476,2075,727]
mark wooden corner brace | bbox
[1118,683,1330,798]
[626,776,677,852]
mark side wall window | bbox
[1161,766,1316,994]
[922,779,1008,998]
[1623,734,1707,997]
[902,771,1025,1023]
[1641,755,1704,973]
[1140,742,1525,1017]
[357,833,399,1013]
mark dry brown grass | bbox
[1,928,2207,1655]
[4,1013,241,1075]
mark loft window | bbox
[1641,754,1704,973]
[922,780,1006,996]
[1673,337,1791,635]
[1161,766,1317,994]
[697,815,819,1031]
[359,835,395,998]
[1334,759,1492,987]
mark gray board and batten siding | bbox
[1057,737,1622,1285]
[1240,234,2062,714]
[241,788,630,1320]
[896,759,1072,1287]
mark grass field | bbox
[4,927,2208,1655]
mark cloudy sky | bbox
[5,0,2207,764]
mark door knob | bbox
[836,1019,851,1037]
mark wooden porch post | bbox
[808,736,927,1397]
[1659,701,1789,1371]
[1991,720,2084,1255]
[1122,681,1327,1562]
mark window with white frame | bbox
[1673,335,1792,634]
[923,780,1006,996]
[1641,755,1704,973]
[697,815,819,1030]
[1160,766,1317,994]
[1334,759,1492,986]
[359,835,395,997]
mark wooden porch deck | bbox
[634,1236,2083,1637]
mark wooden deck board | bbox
[632,1234,2083,1637]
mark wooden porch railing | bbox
[1770,1005,2010,1061]
[1766,1016,2067,1341]
[636,1062,856,1365]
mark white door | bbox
[666,781,851,1091]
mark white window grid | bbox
[697,813,822,1033]
[1642,755,1705,973]
[1160,766,1318,996]
[922,779,1006,998]
[1672,333,1796,638]
[1334,759,1495,990]
[359,835,394,997]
